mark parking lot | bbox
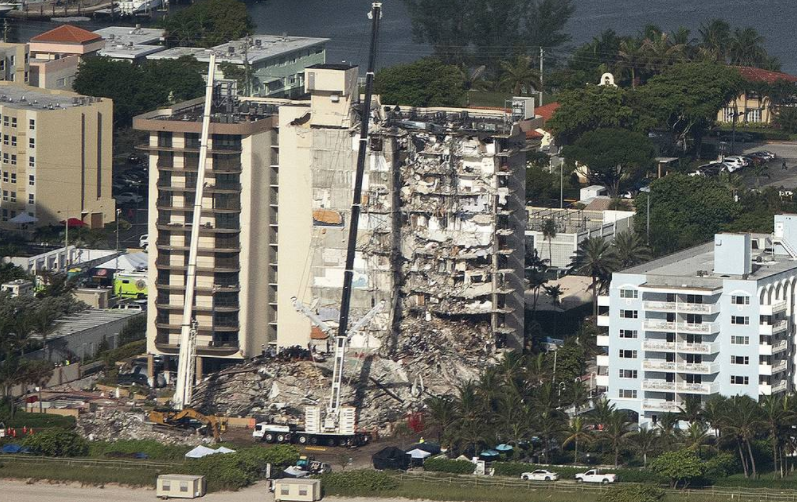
[742,142,797,189]
[112,152,149,249]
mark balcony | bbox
[760,301,788,316]
[597,315,609,327]
[642,400,681,412]
[596,355,609,367]
[595,375,609,387]
[642,360,719,373]
[642,320,719,334]
[642,379,719,394]
[760,339,788,356]
[679,341,720,354]
[760,360,788,376]
[760,320,789,335]
[643,301,719,314]
[598,295,610,307]
[643,360,675,371]
[642,379,675,392]
[643,340,676,351]
[596,335,610,346]
[773,380,788,393]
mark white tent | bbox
[215,446,236,454]
[9,213,37,224]
[95,252,148,273]
[185,445,218,459]
[407,448,432,459]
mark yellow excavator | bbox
[149,408,227,442]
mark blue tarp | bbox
[1,444,29,454]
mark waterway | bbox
[5,0,797,73]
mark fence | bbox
[0,454,178,470]
[392,472,797,502]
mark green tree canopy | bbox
[375,58,467,107]
[563,128,655,196]
[73,56,205,126]
[650,449,706,489]
[636,62,743,153]
[547,85,645,144]
[161,0,253,48]
[636,174,739,255]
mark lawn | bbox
[0,458,161,487]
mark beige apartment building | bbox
[0,82,114,230]
[137,64,528,371]
[0,43,30,84]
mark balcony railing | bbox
[643,301,719,314]
[773,381,788,393]
[642,360,719,373]
[760,320,789,335]
[643,340,676,351]
[761,301,788,316]
[643,319,719,334]
[642,400,681,412]
[642,379,719,394]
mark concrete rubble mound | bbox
[77,408,197,444]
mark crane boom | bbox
[174,53,217,410]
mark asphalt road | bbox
[739,142,797,189]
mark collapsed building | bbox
[135,63,535,393]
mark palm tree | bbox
[683,422,710,452]
[544,284,563,309]
[602,410,632,467]
[723,395,763,478]
[748,162,771,188]
[698,19,732,63]
[562,416,593,464]
[424,395,458,446]
[641,31,686,73]
[759,394,793,478]
[702,395,726,438]
[612,230,652,268]
[629,425,659,467]
[677,395,704,425]
[570,236,620,317]
[452,381,488,455]
[657,412,682,449]
[526,249,548,316]
[729,27,768,67]
[495,394,533,446]
[541,218,557,266]
[498,55,540,96]
[618,38,645,88]
[591,397,615,428]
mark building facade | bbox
[0,43,30,84]
[0,83,114,229]
[718,66,797,125]
[137,64,529,370]
[134,95,278,371]
[599,216,797,425]
[29,24,104,90]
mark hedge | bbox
[89,439,191,461]
[320,470,399,492]
[182,445,300,492]
[423,458,477,474]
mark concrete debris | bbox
[77,408,202,445]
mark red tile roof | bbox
[734,66,797,85]
[535,102,560,123]
[31,24,102,44]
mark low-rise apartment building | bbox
[29,24,105,90]
[599,215,797,425]
[0,83,114,229]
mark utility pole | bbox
[538,46,544,107]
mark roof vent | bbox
[228,46,235,55]
[255,39,262,47]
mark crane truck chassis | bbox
[253,422,370,447]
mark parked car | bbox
[115,192,144,204]
[718,131,753,143]
[724,156,749,168]
[692,163,724,177]
[750,150,776,161]
[575,469,617,484]
[112,300,147,312]
[139,234,149,249]
[521,470,559,481]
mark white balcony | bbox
[642,379,675,391]
[760,339,788,356]
[596,355,609,367]
[597,335,610,346]
[760,301,788,316]
[773,380,788,393]
[642,400,681,412]
[677,381,720,394]
[679,341,720,354]
[597,315,610,327]
[678,361,720,374]
[759,383,772,395]
[598,295,610,307]
[760,320,789,335]
[643,360,675,371]
[595,375,609,387]
[643,340,676,351]
[642,319,719,334]
[643,301,718,314]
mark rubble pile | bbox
[77,408,198,444]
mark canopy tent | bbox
[372,446,410,470]
[406,448,432,460]
[9,213,37,224]
[409,442,441,455]
[95,252,148,273]
[479,449,500,459]
[60,217,87,228]
[495,444,514,452]
[215,446,236,454]
[185,445,218,459]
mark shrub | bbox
[88,439,191,461]
[423,458,476,475]
[119,316,147,345]
[649,449,705,489]
[320,469,398,492]
[182,445,300,492]
[704,452,740,481]
[0,408,76,430]
[22,429,88,457]
[599,484,664,502]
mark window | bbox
[161,482,170,492]
[731,355,749,365]
[280,487,290,496]
[11,117,16,128]
[620,310,638,319]
[28,138,34,149]
[28,174,33,186]
[299,488,308,496]
[747,108,762,123]
[1,170,6,181]
[28,119,34,131]
[11,136,16,147]
[723,107,735,122]
[56,77,65,87]
[2,116,7,126]
[620,289,638,299]
[3,134,7,145]
[731,316,749,325]
[619,369,638,379]
[618,389,637,399]
[1,209,5,221]
[2,190,6,201]
[27,193,33,204]
[10,191,15,202]
[619,329,638,339]
[10,155,16,166]
[686,314,703,324]
[10,172,14,183]
[619,349,637,359]
[731,335,749,345]
[28,156,34,168]
[732,295,750,305]
[731,375,749,385]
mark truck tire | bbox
[298,435,308,445]
[264,433,275,443]
[575,478,583,483]
[602,479,609,485]
[545,476,551,481]
[310,436,318,446]
[276,434,286,443]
